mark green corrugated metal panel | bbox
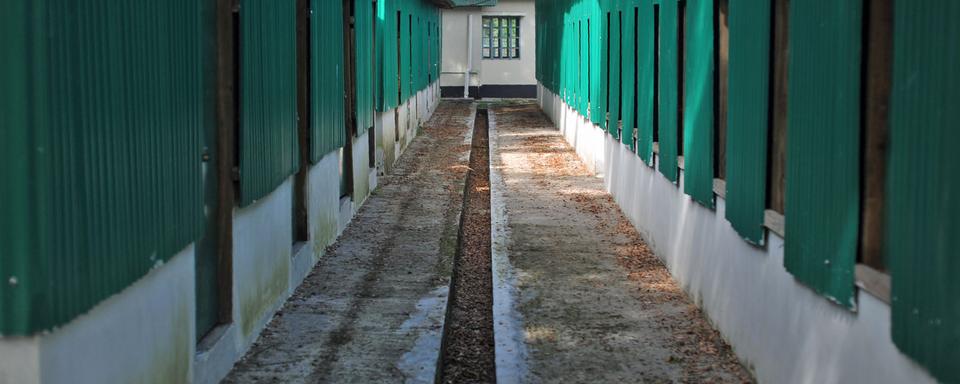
[311,0,347,160]
[888,2,960,382]
[400,10,411,101]
[590,1,604,125]
[0,0,207,335]
[636,0,655,164]
[657,0,679,183]
[355,0,376,132]
[784,0,861,309]
[579,17,589,115]
[239,0,299,207]
[725,0,770,245]
[682,0,714,208]
[620,1,638,150]
[607,5,621,139]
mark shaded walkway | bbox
[225,101,474,383]
[489,102,751,383]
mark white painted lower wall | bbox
[537,84,936,384]
[0,245,197,384]
[0,82,442,384]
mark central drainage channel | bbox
[437,108,496,383]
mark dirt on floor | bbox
[223,100,475,383]
[439,109,496,384]
[491,102,753,383]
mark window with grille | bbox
[482,16,521,59]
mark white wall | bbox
[0,246,196,384]
[441,0,537,88]
[537,84,938,384]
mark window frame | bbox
[481,16,522,60]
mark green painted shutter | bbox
[590,3,604,126]
[311,0,347,160]
[400,11,411,102]
[0,0,207,334]
[682,0,714,208]
[597,2,609,128]
[784,0,861,309]
[657,0,680,183]
[608,7,621,139]
[725,0,770,244]
[355,0,375,132]
[636,0,655,164]
[620,2,638,150]
[239,0,299,207]
[888,2,960,382]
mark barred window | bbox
[482,16,521,59]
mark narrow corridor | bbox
[225,101,749,383]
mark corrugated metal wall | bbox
[725,0,770,245]
[783,0,861,309]
[682,0,714,208]
[239,0,299,206]
[888,2,960,382]
[0,0,207,335]
[376,0,439,112]
[535,1,960,382]
[311,0,347,160]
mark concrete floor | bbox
[225,101,475,383]
[225,100,751,383]
[489,102,751,383]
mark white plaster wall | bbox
[537,84,937,384]
[0,338,38,384]
[0,245,196,384]
[441,0,537,88]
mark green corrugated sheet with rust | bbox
[636,0,655,164]
[312,0,347,160]
[725,0,770,245]
[888,2,960,382]
[355,0,376,132]
[682,0,714,208]
[377,0,396,111]
[620,1,639,150]
[657,0,679,183]
[239,0,299,207]
[0,0,207,335]
[784,0,861,309]
[607,5,621,139]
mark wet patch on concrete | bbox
[224,100,475,383]
[490,102,753,383]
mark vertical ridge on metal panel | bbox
[888,2,960,382]
[784,0,860,309]
[0,0,206,334]
[682,0,714,208]
[636,0,655,164]
[657,0,679,183]
[725,0,770,245]
[311,0,346,161]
